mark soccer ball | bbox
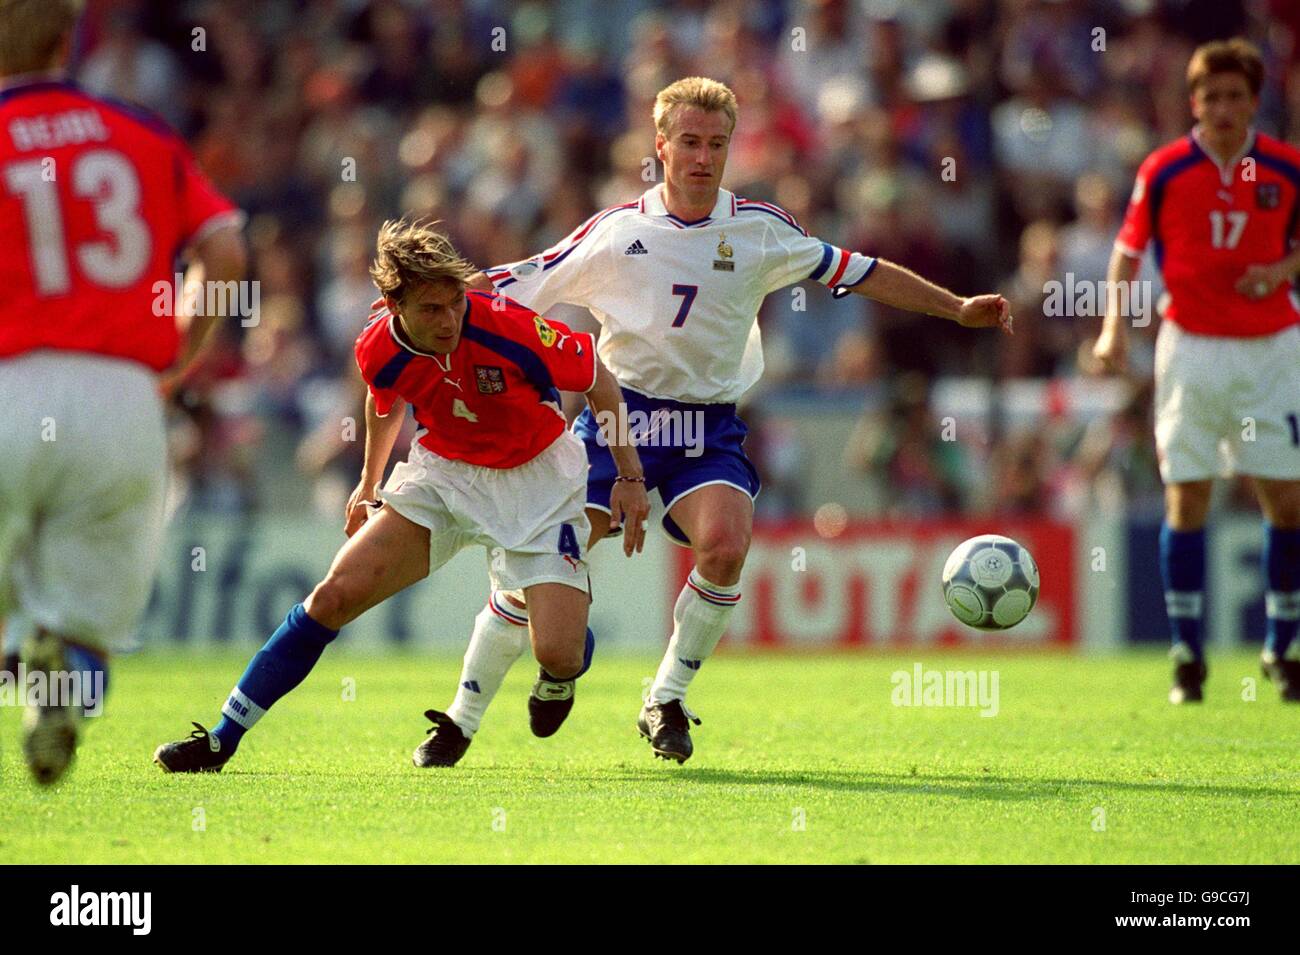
[941,534,1039,630]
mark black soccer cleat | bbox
[412,709,471,767]
[1261,652,1300,702]
[22,631,79,786]
[637,699,701,764]
[154,723,230,773]
[528,670,575,738]
[1169,660,1207,704]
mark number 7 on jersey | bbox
[670,283,698,328]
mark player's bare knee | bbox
[304,577,356,630]
[695,533,750,583]
[1166,484,1212,530]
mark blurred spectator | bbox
[1068,381,1164,519]
[79,11,183,126]
[69,0,1297,517]
[845,373,970,517]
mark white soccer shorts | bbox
[0,352,167,652]
[1154,321,1300,483]
[379,429,591,594]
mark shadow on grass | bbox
[611,767,1299,802]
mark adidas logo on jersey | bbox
[624,239,648,255]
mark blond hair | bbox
[369,218,477,302]
[653,76,738,137]
[0,0,83,76]
[1187,37,1264,96]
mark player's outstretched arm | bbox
[345,391,407,537]
[584,361,650,556]
[1091,247,1143,374]
[852,259,1012,334]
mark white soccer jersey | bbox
[484,185,876,403]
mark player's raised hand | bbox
[609,479,651,556]
[345,481,378,537]
[956,294,1013,335]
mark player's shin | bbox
[445,592,531,737]
[211,603,339,754]
[1160,523,1206,660]
[648,569,741,704]
[1263,525,1300,659]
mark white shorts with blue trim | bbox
[380,431,591,594]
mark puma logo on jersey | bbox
[624,239,648,255]
[443,377,463,391]
[553,331,584,356]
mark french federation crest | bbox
[534,315,557,347]
[1257,182,1281,209]
[713,232,735,272]
[475,365,506,394]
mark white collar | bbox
[388,312,452,369]
[639,183,734,223]
[1192,125,1256,185]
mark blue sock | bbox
[541,627,595,682]
[64,644,108,716]
[1263,525,1300,658]
[1160,524,1206,660]
[212,604,338,753]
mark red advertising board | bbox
[673,520,1077,649]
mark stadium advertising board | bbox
[137,514,1271,651]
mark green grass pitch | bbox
[2,649,1296,864]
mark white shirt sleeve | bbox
[761,219,877,298]
[483,206,624,313]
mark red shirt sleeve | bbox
[173,139,242,246]
[354,313,401,416]
[365,376,399,417]
[531,315,597,393]
[1116,152,1160,256]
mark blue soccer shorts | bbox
[571,386,761,547]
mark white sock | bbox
[445,592,530,737]
[2,612,31,656]
[649,569,741,705]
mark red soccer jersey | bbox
[355,290,597,469]
[0,79,242,370]
[1116,128,1300,337]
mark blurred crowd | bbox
[69,0,1300,520]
